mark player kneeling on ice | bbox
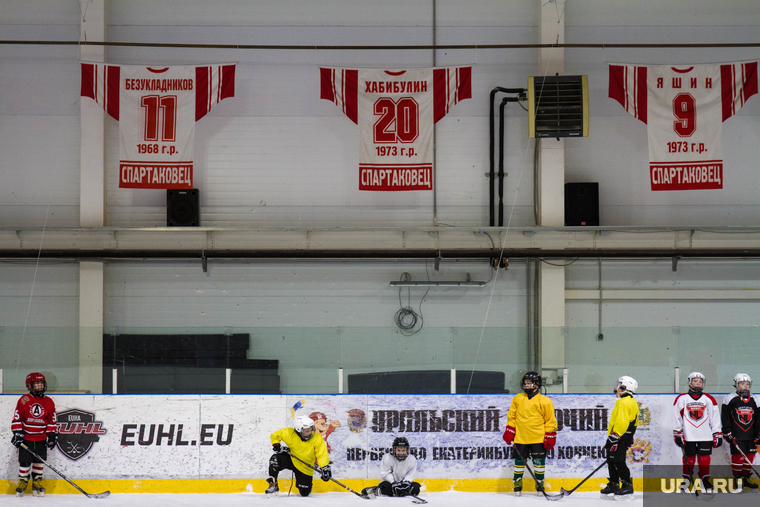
[673,372,722,493]
[11,372,58,497]
[266,415,330,497]
[601,376,638,498]
[362,437,421,498]
[721,373,760,492]
[502,371,557,496]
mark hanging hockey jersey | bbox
[673,392,721,442]
[609,62,758,191]
[81,62,236,189]
[320,66,472,191]
[721,393,760,441]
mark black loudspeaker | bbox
[565,182,599,226]
[167,189,200,226]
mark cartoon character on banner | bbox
[309,411,341,453]
[342,408,368,449]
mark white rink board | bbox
[0,394,740,480]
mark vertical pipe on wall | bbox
[674,367,680,393]
[225,368,231,394]
[338,368,344,394]
[450,369,456,394]
[432,0,438,225]
[112,368,117,394]
[0,369,3,394]
[562,368,568,393]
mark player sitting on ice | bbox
[673,372,722,493]
[11,372,58,497]
[265,415,330,497]
[721,373,760,491]
[502,371,557,496]
[601,376,638,498]
[362,437,421,498]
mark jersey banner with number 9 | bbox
[320,66,472,191]
[609,61,757,191]
[609,61,757,190]
[81,62,236,189]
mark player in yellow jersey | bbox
[601,376,639,498]
[502,371,557,496]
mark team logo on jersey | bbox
[56,409,107,461]
[736,408,754,425]
[687,405,706,423]
[30,403,45,417]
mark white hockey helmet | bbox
[734,373,752,395]
[616,376,638,394]
[293,415,315,441]
[687,372,706,392]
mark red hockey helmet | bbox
[25,372,47,396]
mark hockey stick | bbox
[411,494,428,504]
[558,460,607,497]
[287,450,374,499]
[19,443,110,499]
[733,441,760,480]
[511,444,562,501]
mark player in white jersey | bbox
[673,372,722,492]
[362,437,421,498]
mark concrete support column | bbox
[79,0,106,393]
[537,0,566,391]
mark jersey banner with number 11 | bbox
[609,61,757,191]
[81,62,236,189]
[320,66,471,191]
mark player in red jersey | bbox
[10,372,58,496]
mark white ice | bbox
[10,491,644,506]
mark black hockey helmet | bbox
[392,436,410,461]
[521,371,541,394]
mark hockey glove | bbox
[47,432,58,450]
[543,431,557,451]
[502,425,516,445]
[606,432,620,453]
[272,443,281,453]
[754,435,759,446]
[673,430,684,448]
[320,465,332,482]
[392,481,413,497]
[11,432,24,448]
[723,431,735,445]
[713,432,723,448]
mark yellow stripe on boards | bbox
[1,477,646,495]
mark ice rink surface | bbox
[7,491,644,506]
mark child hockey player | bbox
[362,437,421,498]
[721,373,760,491]
[502,371,557,496]
[266,414,331,497]
[601,375,639,498]
[10,372,58,497]
[673,372,722,493]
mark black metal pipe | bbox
[489,87,525,226]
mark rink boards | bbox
[0,393,749,494]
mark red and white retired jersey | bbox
[11,394,57,442]
[609,62,758,191]
[320,66,472,191]
[673,392,721,442]
[81,62,236,189]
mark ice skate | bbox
[535,479,545,496]
[15,478,29,497]
[32,476,45,497]
[265,477,279,496]
[361,486,379,498]
[513,477,522,496]
[614,480,634,500]
[600,480,619,498]
[700,476,714,494]
[744,476,759,490]
[678,476,692,493]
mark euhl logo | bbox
[56,409,107,461]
